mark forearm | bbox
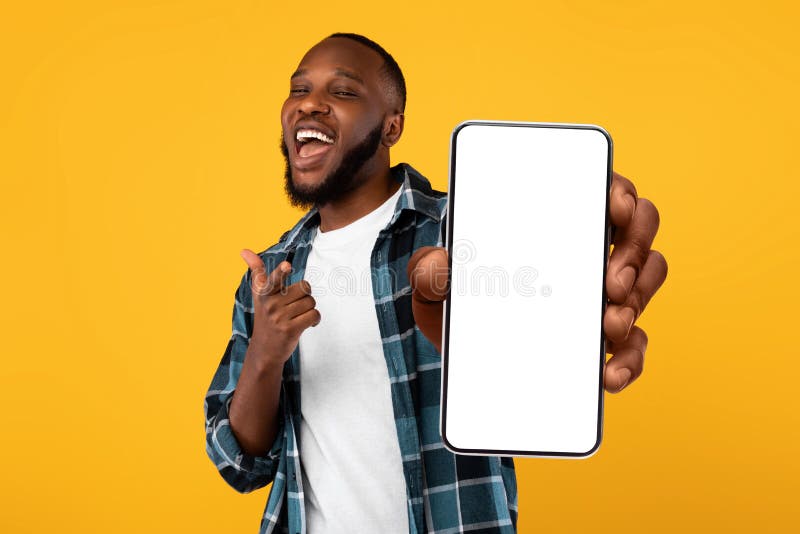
[229,344,284,457]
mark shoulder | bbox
[259,208,319,260]
[395,162,449,221]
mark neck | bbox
[316,164,400,233]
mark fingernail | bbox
[616,307,635,337]
[617,368,632,391]
[624,194,636,220]
[616,266,636,294]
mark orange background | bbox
[2,1,798,532]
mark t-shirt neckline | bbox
[311,185,403,249]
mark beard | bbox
[281,122,384,211]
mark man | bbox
[204,33,667,534]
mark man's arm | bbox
[204,250,320,493]
[228,346,284,457]
[203,270,284,494]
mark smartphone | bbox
[440,120,612,458]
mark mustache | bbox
[280,123,384,210]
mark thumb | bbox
[240,249,291,296]
[407,246,450,303]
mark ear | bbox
[382,113,405,148]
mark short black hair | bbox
[327,32,406,112]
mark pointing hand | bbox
[240,249,321,366]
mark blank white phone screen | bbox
[441,121,611,457]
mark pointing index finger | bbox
[263,260,292,296]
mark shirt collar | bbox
[277,162,442,250]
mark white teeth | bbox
[296,129,334,144]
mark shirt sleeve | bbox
[203,269,285,494]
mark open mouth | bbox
[295,128,335,159]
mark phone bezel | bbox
[439,120,613,459]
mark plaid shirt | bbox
[204,163,518,534]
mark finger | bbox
[278,279,314,303]
[240,249,269,294]
[411,298,443,353]
[604,325,647,393]
[606,197,660,303]
[603,302,636,344]
[604,249,668,342]
[618,249,668,319]
[609,171,638,228]
[284,294,317,320]
[407,246,450,303]
[240,249,292,297]
[262,261,293,296]
[289,306,322,330]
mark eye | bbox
[290,87,309,95]
[332,88,357,97]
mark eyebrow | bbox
[290,67,366,85]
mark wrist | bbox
[245,341,286,375]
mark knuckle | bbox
[254,284,269,297]
[282,324,297,339]
[638,197,660,228]
[621,177,637,199]
[612,171,634,193]
[625,242,650,270]
[636,196,654,211]
[306,310,320,327]
[623,327,647,377]
[275,321,291,337]
[628,234,651,263]
[650,249,668,279]
[630,325,648,349]
[248,277,261,294]
[625,289,646,317]
[264,298,279,316]
[604,306,628,343]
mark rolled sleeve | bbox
[203,270,285,493]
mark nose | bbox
[296,89,331,116]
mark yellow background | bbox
[2,1,798,532]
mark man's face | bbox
[280,38,394,209]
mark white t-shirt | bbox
[297,185,409,533]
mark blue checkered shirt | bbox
[204,163,518,533]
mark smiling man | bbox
[204,33,667,534]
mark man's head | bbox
[280,33,406,210]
